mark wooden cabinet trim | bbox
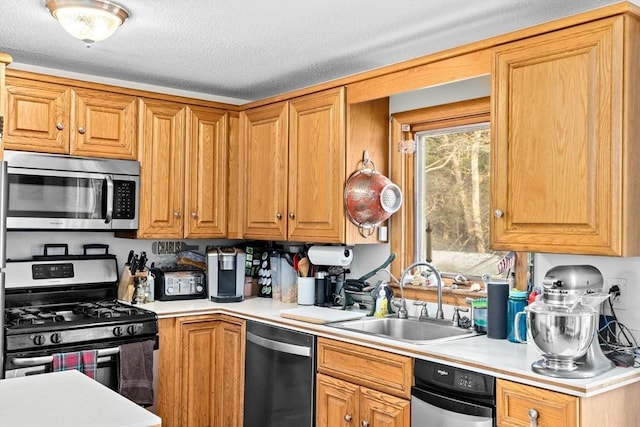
[317,337,413,399]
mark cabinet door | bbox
[288,88,345,242]
[185,106,228,238]
[491,17,623,255]
[316,373,359,427]
[4,77,69,153]
[215,318,245,427]
[497,379,578,427]
[70,88,137,159]
[138,98,186,238]
[179,319,219,427]
[241,102,288,240]
[360,387,410,427]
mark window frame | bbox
[389,97,492,304]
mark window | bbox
[414,123,504,277]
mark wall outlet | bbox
[605,277,628,310]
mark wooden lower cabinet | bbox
[316,338,411,427]
[317,373,409,427]
[497,378,640,427]
[157,314,245,427]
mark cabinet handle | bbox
[173,212,181,218]
[288,212,295,219]
[191,212,197,218]
[77,126,86,134]
[361,421,369,427]
[494,209,504,218]
[56,122,64,130]
[276,213,283,220]
[344,414,352,422]
[528,408,538,427]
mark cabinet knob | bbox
[344,414,352,422]
[528,408,538,427]
[191,212,197,218]
[361,421,369,427]
[56,122,64,130]
[77,126,85,134]
[288,212,295,219]
[174,212,181,218]
[276,213,283,220]
[494,209,504,218]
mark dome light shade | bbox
[45,0,129,47]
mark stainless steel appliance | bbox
[244,321,315,427]
[4,150,139,230]
[412,359,495,427]
[0,155,8,379]
[524,265,614,378]
[206,247,245,302]
[150,266,207,301]
[2,252,158,396]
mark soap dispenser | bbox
[375,285,389,317]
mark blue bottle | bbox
[507,289,528,343]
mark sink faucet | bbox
[398,261,445,320]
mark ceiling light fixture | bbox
[45,0,129,47]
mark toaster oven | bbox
[151,267,207,301]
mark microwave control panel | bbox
[113,180,136,219]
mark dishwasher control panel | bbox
[414,360,495,397]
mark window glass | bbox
[414,123,505,277]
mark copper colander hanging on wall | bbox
[344,152,403,237]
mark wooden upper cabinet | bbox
[4,77,70,153]
[70,88,137,159]
[491,15,640,256]
[241,101,289,240]
[184,106,228,238]
[4,76,137,159]
[137,98,186,238]
[241,88,346,243]
[289,88,345,242]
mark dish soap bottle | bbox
[375,286,388,317]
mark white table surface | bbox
[0,370,161,427]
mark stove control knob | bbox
[50,333,62,344]
[127,325,137,335]
[113,326,123,337]
[32,334,46,346]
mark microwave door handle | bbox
[105,175,114,224]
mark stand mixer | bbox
[524,265,615,379]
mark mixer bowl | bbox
[527,304,597,370]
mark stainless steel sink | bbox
[326,316,478,344]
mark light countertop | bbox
[141,296,640,398]
[0,370,161,427]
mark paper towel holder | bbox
[307,245,354,267]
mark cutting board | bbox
[279,306,367,324]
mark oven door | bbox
[5,346,120,390]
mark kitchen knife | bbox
[129,254,139,274]
[126,250,134,266]
[138,251,147,273]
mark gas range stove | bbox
[3,254,158,353]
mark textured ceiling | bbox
[0,0,628,104]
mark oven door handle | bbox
[11,347,121,367]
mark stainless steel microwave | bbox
[4,150,140,230]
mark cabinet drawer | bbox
[497,379,578,427]
[317,337,412,399]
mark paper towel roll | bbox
[307,246,353,266]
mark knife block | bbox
[117,267,148,303]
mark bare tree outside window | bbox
[415,123,504,276]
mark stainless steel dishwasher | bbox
[244,320,315,427]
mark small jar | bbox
[507,289,528,343]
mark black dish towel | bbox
[118,340,155,406]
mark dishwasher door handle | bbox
[246,331,311,357]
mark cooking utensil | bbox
[358,253,396,282]
[344,151,402,237]
[298,257,310,277]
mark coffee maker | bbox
[525,265,614,378]
[207,247,246,302]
